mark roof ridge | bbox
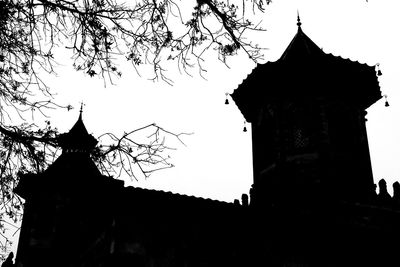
[125,185,235,205]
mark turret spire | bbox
[79,101,85,117]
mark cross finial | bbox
[297,10,302,27]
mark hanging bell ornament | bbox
[384,95,389,107]
[243,121,247,132]
[225,93,229,105]
[376,64,382,76]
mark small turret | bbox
[58,106,97,154]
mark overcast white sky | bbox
[31,0,400,202]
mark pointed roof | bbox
[279,13,324,62]
[279,25,324,62]
[15,111,113,200]
[58,110,98,153]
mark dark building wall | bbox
[14,169,252,267]
[109,187,250,267]
[323,100,375,200]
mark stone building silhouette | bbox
[11,18,400,267]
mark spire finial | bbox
[79,101,85,117]
[297,10,302,27]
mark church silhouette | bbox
[11,18,400,267]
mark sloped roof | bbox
[231,23,382,122]
[279,26,325,62]
[43,151,102,178]
[121,185,236,210]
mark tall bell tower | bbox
[232,17,382,207]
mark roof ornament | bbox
[376,63,382,76]
[225,93,230,105]
[79,101,85,116]
[243,121,247,132]
[384,95,390,107]
[297,10,302,27]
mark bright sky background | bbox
[5,0,400,257]
[38,0,400,202]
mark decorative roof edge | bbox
[232,50,378,96]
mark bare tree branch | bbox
[95,123,192,181]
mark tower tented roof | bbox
[279,26,324,62]
[58,112,98,152]
[231,22,382,122]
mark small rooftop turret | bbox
[58,106,97,153]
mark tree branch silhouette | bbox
[94,123,191,181]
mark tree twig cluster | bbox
[1,0,269,88]
[94,123,191,181]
